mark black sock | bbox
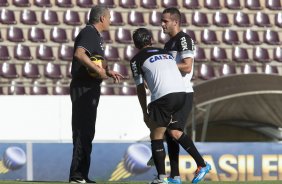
[165,132,180,177]
[151,139,166,176]
[177,133,206,167]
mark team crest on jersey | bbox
[149,54,174,63]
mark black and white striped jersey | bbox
[130,47,186,102]
[164,31,195,93]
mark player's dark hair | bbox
[162,7,181,23]
[88,5,108,24]
[133,28,152,49]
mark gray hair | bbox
[88,5,108,24]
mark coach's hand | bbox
[106,70,124,83]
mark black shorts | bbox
[147,92,186,129]
[170,92,193,130]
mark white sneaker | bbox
[70,178,86,183]
[149,178,169,184]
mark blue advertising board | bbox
[0,142,282,182]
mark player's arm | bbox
[74,47,108,79]
[136,84,150,124]
[177,35,195,74]
[177,57,193,74]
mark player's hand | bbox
[106,70,124,83]
[143,112,150,128]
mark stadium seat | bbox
[158,30,170,44]
[0,9,16,24]
[0,87,3,95]
[41,9,60,25]
[98,0,116,8]
[66,63,72,78]
[241,64,257,74]
[0,30,3,42]
[128,10,146,26]
[55,0,73,7]
[245,0,263,10]
[1,62,19,78]
[273,47,282,62]
[218,64,236,76]
[116,82,136,95]
[8,81,26,95]
[213,11,231,27]
[44,62,63,79]
[110,11,125,26]
[232,46,251,63]
[192,11,210,27]
[115,28,132,44]
[0,0,9,6]
[204,0,221,9]
[58,44,73,61]
[34,0,52,7]
[63,10,82,26]
[84,9,90,23]
[104,45,121,61]
[53,81,70,95]
[183,0,201,9]
[101,81,115,95]
[262,64,279,75]
[194,46,208,62]
[180,13,189,26]
[20,9,38,25]
[119,0,137,8]
[222,29,241,45]
[30,81,49,95]
[224,0,243,9]
[76,0,92,7]
[201,29,220,45]
[253,47,271,63]
[100,30,113,43]
[28,27,46,42]
[141,0,158,9]
[13,0,30,7]
[266,0,282,10]
[111,63,129,79]
[123,45,138,61]
[197,63,216,80]
[149,10,162,26]
[210,46,230,63]
[7,27,25,42]
[36,44,55,61]
[254,12,272,27]
[50,27,68,43]
[22,62,41,79]
[72,26,81,41]
[275,12,282,28]
[264,29,281,45]
[243,29,261,45]
[161,0,179,8]
[0,45,11,60]
[234,12,252,27]
[14,44,33,60]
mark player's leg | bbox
[69,85,100,183]
[165,131,180,178]
[168,130,211,183]
[150,127,167,180]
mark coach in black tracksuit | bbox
[69,5,122,183]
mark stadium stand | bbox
[0,0,281,96]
